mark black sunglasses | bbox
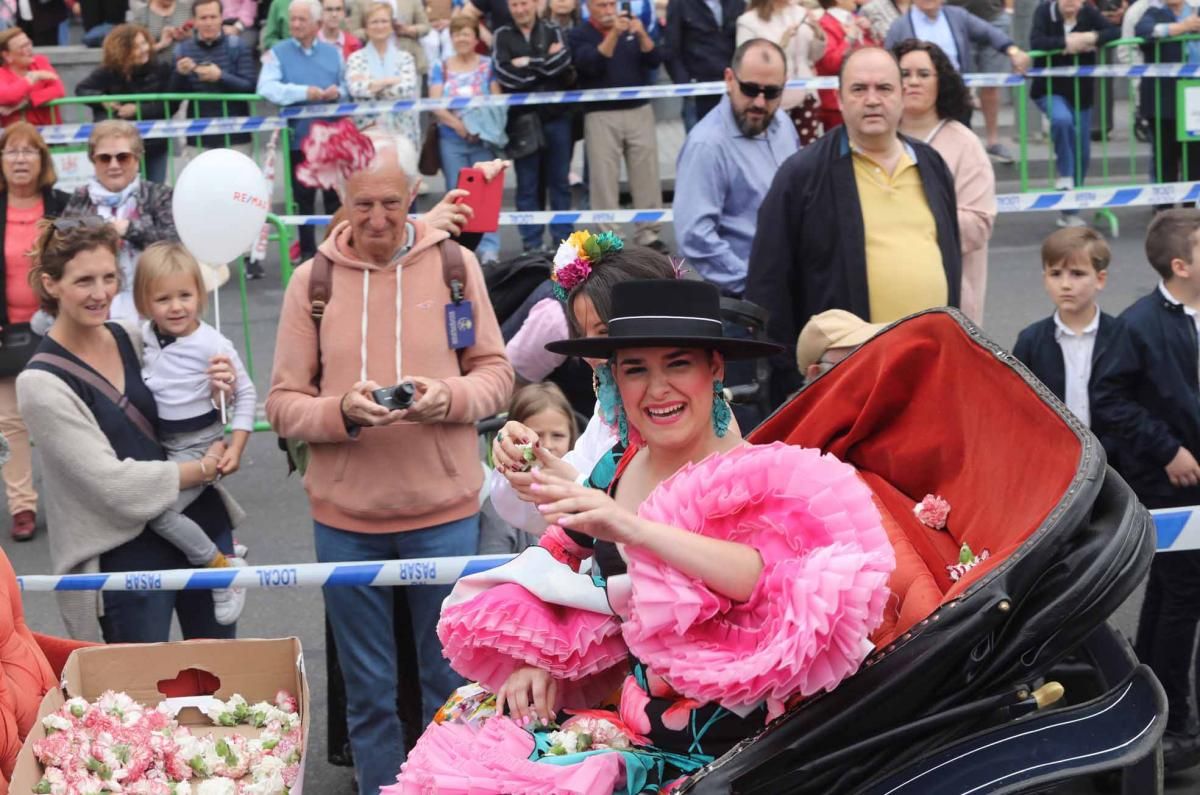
[736,78,784,101]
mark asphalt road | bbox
[3,202,1196,794]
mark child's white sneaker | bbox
[213,556,247,625]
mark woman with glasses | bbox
[893,39,996,324]
[62,120,179,321]
[0,122,67,541]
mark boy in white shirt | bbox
[134,242,258,625]
[1013,226,1121,436]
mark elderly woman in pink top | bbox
[894,39,996,324]
[0,123,68,541]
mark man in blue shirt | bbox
[257,0,346,262]
[675,38,797,428]
[674,38,798,298]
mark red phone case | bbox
[455,167,503,235]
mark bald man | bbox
[745,47,962,404]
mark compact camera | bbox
[372,381,417,411]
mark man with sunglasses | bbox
[674,39,798,428]
[674,38,797,300]
[745,46,961,407]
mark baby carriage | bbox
[679,309,1164,794]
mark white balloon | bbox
[171,149,271,264]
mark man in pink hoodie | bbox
[266,141,513,795]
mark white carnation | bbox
[196,778,238,795]
[553,241,579,270]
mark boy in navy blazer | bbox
[1091,208,1200,769]
[1013,227,1121,447]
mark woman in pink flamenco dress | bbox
[386,278,897,795]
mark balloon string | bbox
[215,281,227,426]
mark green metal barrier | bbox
[41,93,298,428]
[1021,33,1200,234]
[44,93,296,225]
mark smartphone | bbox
[620,0,631,15]
[455,167,503,234]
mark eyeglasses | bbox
[1,148,38,160]
[735,78,784,101]
[94,151,135,166]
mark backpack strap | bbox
[439,238,466,304]
[309,251,334,328]
[28,352,159,443]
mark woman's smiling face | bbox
[613,346,723,449]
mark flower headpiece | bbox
[296,119,377,191]
[550,230,625,302]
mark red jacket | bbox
[814,13,850,115]
[0,55,64,127]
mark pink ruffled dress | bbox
[387,442,896,794]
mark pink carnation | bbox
[296,119,376,191]
[914,494,951,529]
[553,258,591,292]
[274,690,298,714]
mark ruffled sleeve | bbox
[620,442,895,719]
[436,546,630,708]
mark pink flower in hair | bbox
[296,119,376,191]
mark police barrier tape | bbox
[38,61,1200,145]
[1151,507,1200,553]
[10,510,1199,592]
[275,181,1200,228]
[15,555,516,592]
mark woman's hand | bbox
[422,188,474,236]
[207,355,236,404]
[531,468,642,545]
[492,420,537,472]
[116,103,138,119]
[495,665,557,724]
[471,158,509,183]
[503,444,580,503]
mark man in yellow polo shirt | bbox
[746,47,961,405]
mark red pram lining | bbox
[751,312,1084,650]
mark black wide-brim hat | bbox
[545,279,785,360]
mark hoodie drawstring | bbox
[360,270,370,384]
[358,265,405,386]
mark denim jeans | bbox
[513,113,574,251]
[438,126,500,261]
[99,487,235,643]
[1035,95,1092,187]
[314,514,480,795]
[293,148,341,260]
